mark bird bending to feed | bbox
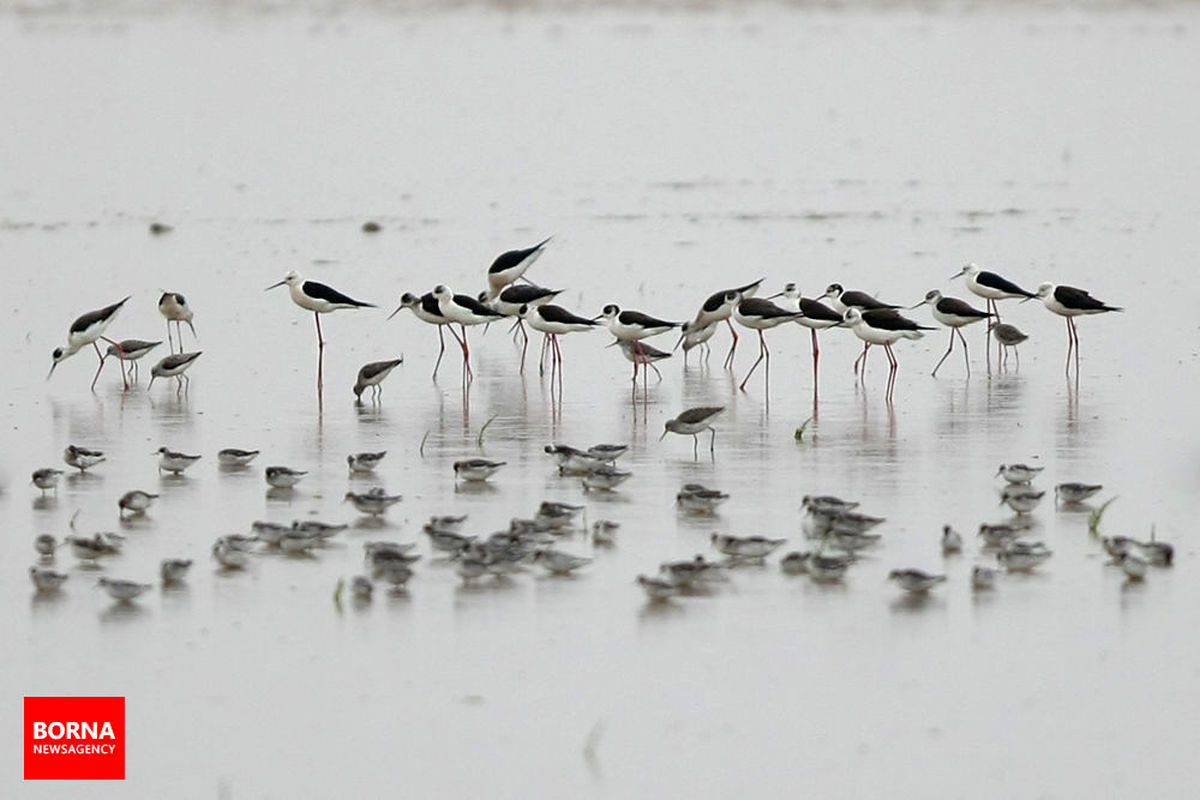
[660,406,724,458]
[347,451,387,474]
[485,236,552,301]
[453,459,506,482]
[218,448,260,466]
[160,558,193,584]
[265,466,307,489]
[680,278,763,369]
[148,351,202,392]
[49,295,131,391]
[1033,282,1122,376]
[353,357,403,402]
[118,489,158,516]
[156,447,200,475]
[769,283,844,386]
[1055,482,1103,504]
[731,296,804,391]
[158,291,197,353]
[104,339,162,389]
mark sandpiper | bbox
[990,322,1028,369]
[613,338,672,379]
[344,489,403,516]
[32,468,64,494]
[1001,485,1045,515]
[581,465,632,492]
[118,489,159,516]
[1055,483,1103,504]
[587,443,628,463]
[972,566,998,590]
[351,575,375,599]
[941,525,963,554]
[978,522,1027,548]
[888,569,947,593]
[636,574,678,602]
[535,501,584,529]
[780,551,812,575]
[212,540,251,569]
[156,447,201,475]
[710,533,786,559]
[996,463,1043,484]
[217,448,260,466]
[104,339,163,388]
[97,577,152,602]
[1115,553,1148,581]
[160,558,193,584]
[148,351,202,392]
[30,566,69,592]
[801,495,859,514]
[533,549,592,575]
[676,484,729,514]
[599,304,682,382]
[63,445,106,472]
[808,552,855,582]
[660,406,724,458]
[265,466,306,489]
[1138,541,1174,567]
[544,444,606,475]
[997,542,1052,572]
[592,520,620,546]
[34,534,58,557]
[453,459,506,482]
[353,358,403,402]
[427,514,468,534]
[344,452,385,474]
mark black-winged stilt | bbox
[48,295,131,390]
[731,297,803,391]
[912,289,992,377]
[1033,282,1122,375]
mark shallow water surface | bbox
[2,6,1200,798]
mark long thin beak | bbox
[948,271,963,280]
[185,320,197,337]
[658,430,668,442]
[265,280,287,291]
[46,363,57,380]
[386,305,403,320]
[1019,296,1034,303]
[604,339,619,349]
[907,301,927,310]
[766,291,783,300]
[590,314,603,323]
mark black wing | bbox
[841,290,898,310]
[936,297,990,318]
[419,293,443,318]
[359,359,403,380]
[488,236,552,275]
[71,296,131,333]
[1055,285,1121,312]
[861,309,933,331]
[619,310,680,329]
[303,281,375,308]
[798,297,844,323]
[452,294,505,317]
[977,271,1035,298]
[738,297,801,320]
[538,305,597,326]
[499,284,561,304]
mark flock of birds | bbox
[45,237,1122,409]
[25,437,1172,607]
[31,237,1140,609]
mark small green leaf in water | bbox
[794,417,813,443]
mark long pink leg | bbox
[432,325,447,379]
[739,330,767,391]
[931,328,954,377]
[723,318,739,369]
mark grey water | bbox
[3,3,1200,798]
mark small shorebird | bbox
[1033,282,1122,375]
[265,466,306,489]
[1001,486,1045,515]
[677,320,718,366]
[599,305,681,383]
[104,339,162,388]
[711,533,786,559]
[842,308,933,399]
[911,289,992,377]
[997,541,1052,571]
[732,297,803,391]
[218,448,260,467]
[996,463,1043,484]
[148,351,201,392]
[485,236,552,300]
[35,534,59,557]
[353,357,403,402]
[941,525,963,554]
[780,552,812,575]
[30,566,69,592]
[680,278,764,369]
[989,322,1028,369]
[769,284,844,387]
[660,406,724,458]
[156,447,200,475]
[212,540,250,569]
[32,468,64,494]
[951,263,1037,369]
[1056,482,1103,504]
[63,445,106,472]
[454,459,506,482]
[49,295,131,390]
[581,464,632,491]
[972,566,998,590]
[676,483,729,514]
[613,339,671,379]
[388,292,464,380]
[344,488,403,516]
[592,520,620,546]
[267,271,374,392]
[347,451,387,474]
[888,568,947,593]
[532,549,592,576]
[636,574,678,602]
[118,489,158,516]
[434,285,505,379]
[160,558,193,584]
[158,291,196,353]
[97,577,152,602]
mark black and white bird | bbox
[481,283,563,373]
[103,339,162,389]
[731,297,803,391]
[433,285,505,379]
[821,284,899,314]
[388,291,463,380]
[599,305,681,383]
[769,284,845,387]
[911,289,992,377]
[1033,282,1122,375]
[951,263,1036,370]
[63,445,106,472]
[49,295,131,391]
[267,271,374,392]
[485,236,552,301]
[217,448,260,467]
[519,303,598,381]
[353,358,403,402]
[158,291,196,353]
[680,278,763,369]
[156,447,201,475]
[841,308,934,399]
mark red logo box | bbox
[24,697,125,780]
